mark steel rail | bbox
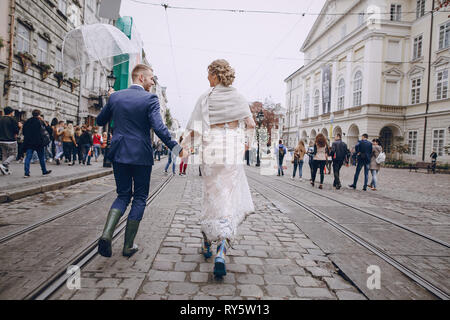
[25,173,174,300]
[248,175,450,300]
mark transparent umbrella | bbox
[62,23,140,78]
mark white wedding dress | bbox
[199,122,255,243]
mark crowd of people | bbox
[275,133,386,191]
[0,107,109,177]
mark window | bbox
[390,4,402,21]
[413,35,423,59]
[436,69,448,100]
[58,0,67,14]
[304,94,310,118]
[55,49,63,72]
[17,23,30,53]
[416,0,425,18]
[313,90,320,116]
[411,78,421,104]
[337,78,345,110]
[353,71,362,106]
[358,12,365,26]
[432,129,445,156]
[37,36,48,63]
[408,131,418,155]
[438,21,450,50]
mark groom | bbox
[96,64,183,258]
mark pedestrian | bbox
[179,136,188,175]
[245,140,250,166]
[73,126,82,165]
[275,139,287,176]
[79,125,93,165]
[156,140,162,161]
[348,133,372,191]
[351,147,357,166]
[62,123,77,165]
[22,109,52,177]
[44,120,53,162]
[326,148,332,175]
[430,149,438,174]
[92,129,102,162]
[292,140,306,180]
[50,118,58,160]
[164,148,177,174]
[101,132,108,156]
[54,121,65,165]
[369,138,382,191]
[307,140,315,182]
[16,121,25,162]
[330,133,348,190]
[0,106,20,175]
[310,133,329,189]
[96,63,182,258]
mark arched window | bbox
[337,78,345,110]
[353,71,362,106]
[313,90,320,116]
[304,94,310,118]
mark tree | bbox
[250,101,281,145]
[165,108,173,129]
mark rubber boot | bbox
[122,219,140,257]
[98,208,122,257]
[214,239,229,279]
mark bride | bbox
[181,59,256,279]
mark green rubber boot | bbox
[98,208,122,257]
[122,219,140,257]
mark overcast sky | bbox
[119,0,326,127]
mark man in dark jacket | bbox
[0,107,19,175]
[22,109,52,177]
[79,125,93,165]
[348,133,372,191]
[330,133,348,189]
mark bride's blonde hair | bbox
[208,59,235,86]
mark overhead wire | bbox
[163,4,182,99]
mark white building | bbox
[284,0,450,164]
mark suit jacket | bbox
[330,140,349,161]
[355,139,372,164]
[23,117,46,150]
[97,85,181,166]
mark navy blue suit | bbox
[97,85,181,221]
[352,139,373,189]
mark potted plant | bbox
[37,62,53,80]
[17,52,34,72]
[68,77,80,92]
[54,71,65,87]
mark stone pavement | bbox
[52,165,365,300]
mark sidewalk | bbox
[0,158,112,203]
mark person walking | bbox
[16,121,25,163]
[54,121,65,165]
[330,133,348,190]
[276,139,287,176]
[156,140,162,161]
[292,140,306,180]
[79,126,93,165]
[96,63,182,258]
[430,150,438,174]
[72,126,83,165]
[0,107,20,175]
[310,133,329,189]
[92,129,102,162]
[348,133,372,191]
[307,140,315,182]
[43,120,53,163]
[178,136,188,175]
[369,138,382,191]
[245,140,250,166]
[101,132,108,156]
[164,148,177,174]
[62,123,77,164]
[22,110,52,177]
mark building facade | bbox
[284,0,450,164]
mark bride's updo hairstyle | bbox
[208,59,235,86]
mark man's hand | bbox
[108,88,115,97]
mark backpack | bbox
[376,152,386,164]
[279,145,284,156]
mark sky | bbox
[119,0,327,127]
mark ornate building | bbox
[284,0,450,163]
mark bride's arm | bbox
[244,116,256,129]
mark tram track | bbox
[24,172,174,300]
[247,173,450,300]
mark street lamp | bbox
[256,110,264,167]
[103,70,117,168]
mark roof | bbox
[284,66,304,82]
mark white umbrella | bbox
[62,23,140,76]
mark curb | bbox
[0,169,113,203]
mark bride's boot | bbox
[214,239,229,279]
[201,232,212,259]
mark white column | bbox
[331,60,338,112]
[363,36,383,105]
[345,50,353,108]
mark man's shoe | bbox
[43,170,52,176]
[24,174,30,178]
[56,159,60,165]
[348,184,356,189]
[336,186,341,190]
[122,219,140,257]
[362,187,367,191]
[318,184,323,189]
[98,208,122,257]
